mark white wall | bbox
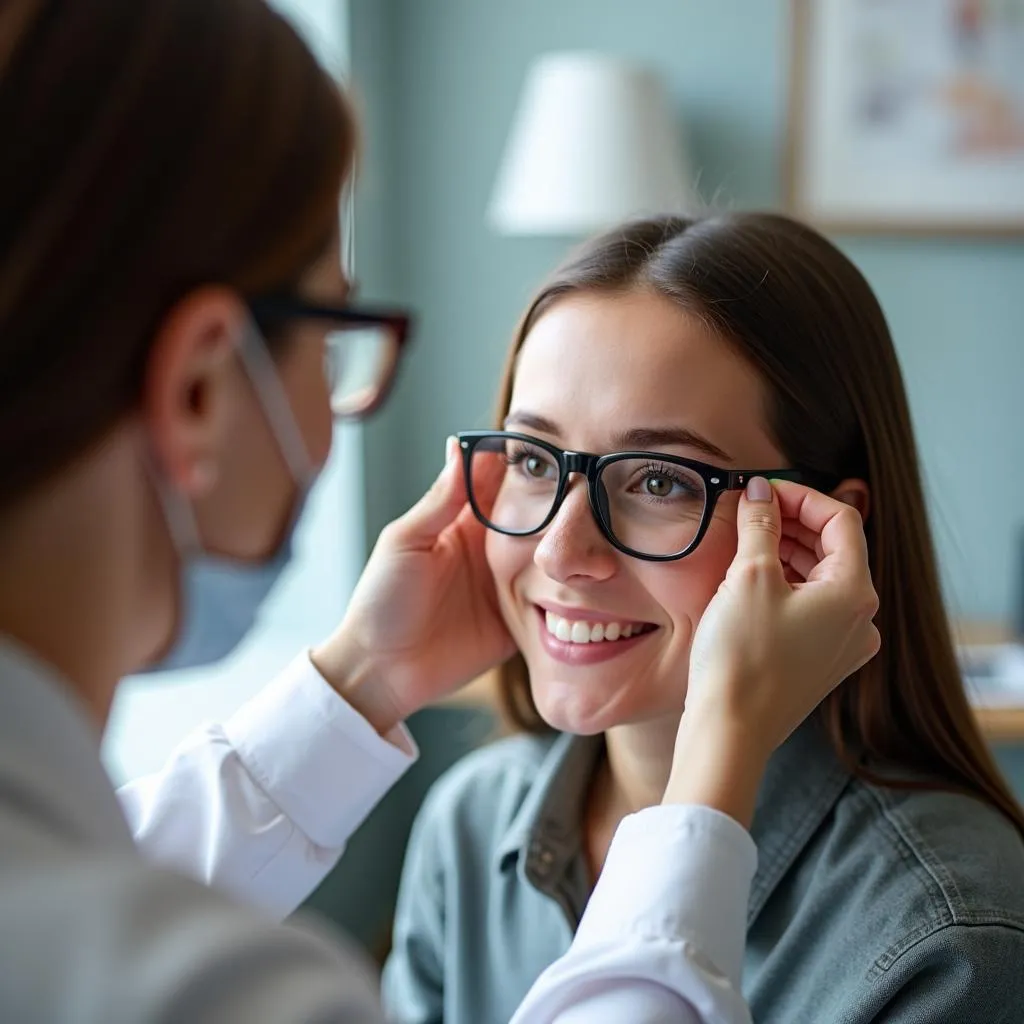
[273,0,348,77]
[103,0,360,784]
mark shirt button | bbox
[529,841,555,875]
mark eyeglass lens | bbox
[324,325,400,417]
[467,435,709,557]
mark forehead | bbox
[510,290,775,459]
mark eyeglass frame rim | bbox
[248,295,414,418]
[457,429,820,563]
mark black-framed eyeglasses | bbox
[249,295,412,419]
[458,430,819,562]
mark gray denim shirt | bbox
[382,719,1024,1024]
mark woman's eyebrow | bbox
[504,412,733,464]
[610,427,733,463]
[504,410,560,434]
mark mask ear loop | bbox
[150,318,316,563]
[236,320,316,489]
[148,458,203,558]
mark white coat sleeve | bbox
[6,825,753,1024]
[513,806,757,1024]
[117,653,418,919]
[118,651,757,1024]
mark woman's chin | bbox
[529,680,634,736]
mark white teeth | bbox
[543,613,647,645]
[570,621,591,644]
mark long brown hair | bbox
[494,213,1024,833]
[0,0,355,506]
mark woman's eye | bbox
[506,445,555,480]
[643,475,675,498]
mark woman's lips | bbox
[533,606,658,666]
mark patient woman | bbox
[382,214,1024,1023]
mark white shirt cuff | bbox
[223,652,418,850]
[576,805,757,988]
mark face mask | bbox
[145,326,318,673]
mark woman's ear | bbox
[830,478,870,524]
[142,286,248,496]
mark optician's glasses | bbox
[249,295,412,419]
[458,430,819,562]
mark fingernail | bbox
[746,476,772,503]
[444,435,458,464]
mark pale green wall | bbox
[353,0,1024,625]
[316,0,1024,951]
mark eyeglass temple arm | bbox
[725,469,805,490]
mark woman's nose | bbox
[533,477,618,584]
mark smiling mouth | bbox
[539,608,658,645]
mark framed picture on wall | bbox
[786,0,1024,235]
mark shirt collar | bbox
[494,731,603,875]
[0,635,135,850]
[493,715,851,927]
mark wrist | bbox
[663,710,770,830]
[310,628,406,737]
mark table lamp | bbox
[488,52,697,236]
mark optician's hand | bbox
[664,477,880,827]
[311,437,516,734]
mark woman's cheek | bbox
[647,522,738,624]
[703,505,741,569]
[485,531,524,630]
[484,530,508,587]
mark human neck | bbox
[602,713,680,815]
[0,438,170,730]
[585,713,680,879]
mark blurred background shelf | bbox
[973,707,1024,743]
[956,620,1024,741]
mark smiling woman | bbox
[381,212,1024,1024]
[481,284,833,739]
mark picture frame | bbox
[785,0,1024,236]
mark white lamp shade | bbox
[489,53,696,236]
